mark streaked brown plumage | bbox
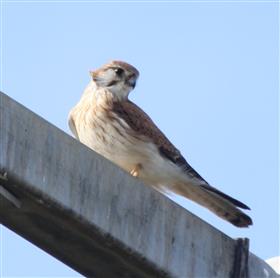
[69,60,252,227]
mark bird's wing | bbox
[113,100,250,210]
[113,100,207,182]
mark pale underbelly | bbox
[77,123,180,186]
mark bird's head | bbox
[90,61,139,100]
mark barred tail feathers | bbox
[171,181,252,228]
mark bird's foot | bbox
[130,164,142,177]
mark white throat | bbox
[93,80,130,101]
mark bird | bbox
[68,60,252,228]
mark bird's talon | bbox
[130,164,142,178]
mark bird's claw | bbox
[130,164,142,177]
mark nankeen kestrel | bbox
[68,60,252,227]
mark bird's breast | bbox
[73,102,157,172]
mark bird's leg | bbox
[130,164,142,177]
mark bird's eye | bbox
[113,67,124,76]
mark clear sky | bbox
[0,0,279,277]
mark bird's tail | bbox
[171,181,253,228]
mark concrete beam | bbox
[0,92,278,278]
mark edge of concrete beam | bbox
[0,92,278,278]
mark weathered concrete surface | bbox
[0,91,278,278]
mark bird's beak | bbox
[126,74,137,89]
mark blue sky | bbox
[0,1,279,277]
